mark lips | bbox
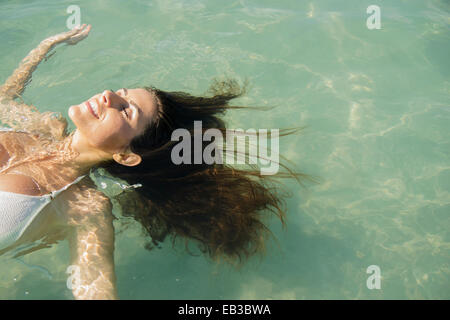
[85,100,100,119]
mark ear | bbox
[112,151,142,167]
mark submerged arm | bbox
[66,186,118,300]
[0,24,91,100]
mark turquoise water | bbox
[0,0,449,299]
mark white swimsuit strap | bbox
[50,175,87,198]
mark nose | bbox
[101,90,124,109]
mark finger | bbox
[77,24,89,35]
[68,24,88,38]
[79,26,91,38]
[64,29,78,39]
[72,24,84,32]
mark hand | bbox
[42,24,91,47]
[64,24,91,45]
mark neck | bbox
[59,130,112,178]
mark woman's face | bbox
[69,88,158,155]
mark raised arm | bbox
[0,24,91,100]
[66,185,118,300]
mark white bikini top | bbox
[0,175,86,251]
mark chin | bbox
[68,104,77,120]
[68,104,85,131]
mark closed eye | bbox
[117,88,139,120]
[121,105,129,118]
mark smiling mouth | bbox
[85,100,100,119]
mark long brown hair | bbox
[102,79,311,264]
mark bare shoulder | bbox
[0,99,68,140]
[0,128,39,144]
[56,176,113,226]
[0,130,39,168]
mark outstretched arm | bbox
[66,185,118,300]
[0,24,91,100]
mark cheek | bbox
[89,123,132,151]
[69,105,134,152]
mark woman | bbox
[0,25,309,299]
